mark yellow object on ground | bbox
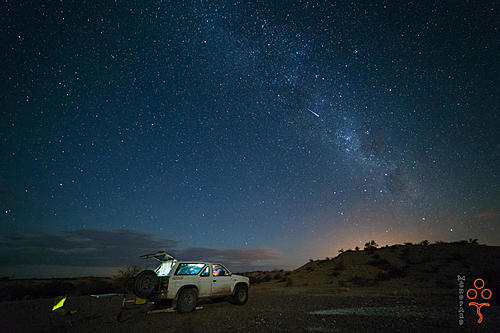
[135,297,146,305]
[52,296,66,311]
[52,295,78,315]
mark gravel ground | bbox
[0,287,498,332]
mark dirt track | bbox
[1,287,498,332]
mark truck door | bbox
[197,265,212,297]
[211,264,232,296]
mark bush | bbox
[81,278,113,295]
[285,277,293,287]
[364,240,378,251]
[399,248,410,259]
[261,274,272,282]
[333,261,345,271]
[417,255,433,264]
[376,266,408,281]
[367,258,391,270]
[350,276,377,287]
[449,252,464,261]
[329,270,340,277]
[112,265,142,293]
[249,276,261,284]
[273,273,282,280]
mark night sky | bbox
[2,1,499,278]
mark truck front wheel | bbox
[232,284,248,305]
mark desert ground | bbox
[1,242,498,332]
[0,286,498,332]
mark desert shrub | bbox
[364,240,378,251]
[420,240,429,246]
[350,276,377,287]
[112,265,142,293]
[305,267,314,272]
[83,278,113,295]
[76,278,113,295]
[285,271,291,276]
[376,266,408,281]
[329,270,340,277]
[309,259,314,263]
[367,258,391,270]
[355,246,360,251]
[273,273,282,280]
[0,283,30,301]
[261,274,272,282]
[35,280,76,298]
[399,248,410,259]
[404,242,413,246]
[285,277,293,287]
[333,261,345,271]
[249,276,261,284]
[449,252,464,261]
[417,255,433,264]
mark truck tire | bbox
[177,288,198,313]
[133,270,159,299]
[232,284,248,305]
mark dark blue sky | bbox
[1,1,499,277]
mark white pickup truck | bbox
[132,251,249,313]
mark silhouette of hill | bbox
[243,241,500,296]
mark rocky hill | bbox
[244,241,500,296]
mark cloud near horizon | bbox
[0,229,280,277]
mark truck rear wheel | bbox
[133,270,159,299]
[177,288,198,313]
[232,284,248,305]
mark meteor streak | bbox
[306,107,320,117]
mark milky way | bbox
[1,1,499,276]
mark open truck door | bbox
[140,251,178,276]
